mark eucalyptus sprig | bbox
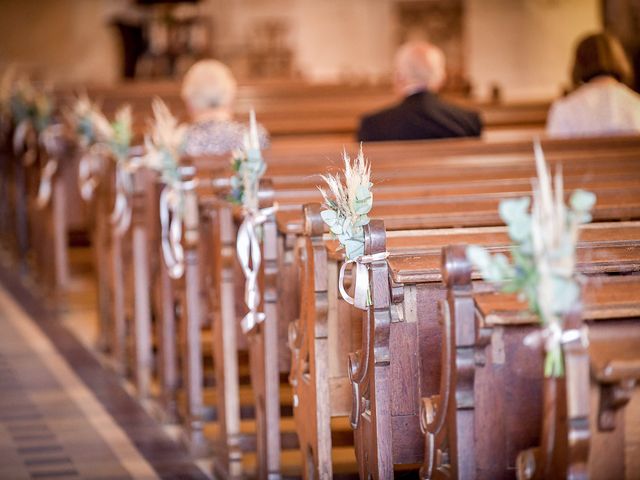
[143,98,187,186]
[228,110,266,211]
[467,141,596,377]
[86,104,132,164]
[319,146,373,260]
[65,93,109,149]
[9,76,54,134]
[109,105,133,163]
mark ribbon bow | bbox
[35,124,65,209]
[159,179,197,279]
[523,322,589,351]
[236,205,278,333]
[13,119,37,166]
[338,251,389,310]
[78,145,106,201]
[110,157,141,236]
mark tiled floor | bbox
[0,256,208,480]
[0,288,151,479]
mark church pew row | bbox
[164,138,640,476]
[427,249,640,479]
[55,81,548,138]
[296,209,640,479]
[12,127,636,480]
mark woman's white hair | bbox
[394,41,446,93]
[181,59,237,111]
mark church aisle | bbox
[0,267,208,479]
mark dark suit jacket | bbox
[357,90,483,142]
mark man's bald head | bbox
[394,41,446,95]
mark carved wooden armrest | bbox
[349,220,389,429]
[594,358,640,431]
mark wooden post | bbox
[131,168,152,399]
[179,165,208,456]
[51,166,70,291]
[291,203,333,480]
[247,181,281,478]
[212,201,243,478]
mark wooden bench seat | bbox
[293,215,640,478]
[426,248,640,479]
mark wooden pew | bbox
[296,216,640,479]
[54,81,549,141]
[102,134,640,478]
[424,247,640,479]
[218,139,640,476]
[280,139,640,476]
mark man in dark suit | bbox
[358,41,483,142]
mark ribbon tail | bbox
[236,215,265,332]
[353,262,370,310]
[13,120,28,155]
[338,260,356,306]
[159,186,185,279]
[35,159,58,210]
[78,154,97,201]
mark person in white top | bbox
[547,32,640,138]
[180,59,269,156]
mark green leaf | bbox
[507,216,532,244]
[355,184,372,202]
[551,276,580,314]
[320,209,338,227]
[466,245,491,269]
[354,200,372,215]
[570,189,596,212]
[341,217,353,237]
[345,238,364,260]
[499,197,530,224]
[353,214,370,227]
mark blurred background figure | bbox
[181,59,268,155]
[357,40,482,142]
[547,32,640,137]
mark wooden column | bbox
[130,168,152,399]
[179,165,208,456]
[212,201,242,478]
[247,181,281,479]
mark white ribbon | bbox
[35,124,65,209]
[236,205,278,333]
[338,251,389,310]
[110,158,141,237]
[159,180,196,280]
[13,120,36,166]
[13,119,29,155]
[35,158,58,209]
[523,323,588,351]
[78,148,104,201]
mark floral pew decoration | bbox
[3,74,67,210]
[8,75,54,167]
[319,146,381,310]
[93,105,136,236]
[65,93,112,202]
[466,139,596,377]
[232,110,277,333]
[142,98,189,279]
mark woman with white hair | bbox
[358,41,482,142]
[181,59,268,155]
